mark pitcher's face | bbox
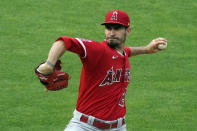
[105,23,131,49]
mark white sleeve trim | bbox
[75,38,87,58]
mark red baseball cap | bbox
[101,10,130,27]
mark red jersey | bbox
[56,36,131,121]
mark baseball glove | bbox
[35,60,71,91]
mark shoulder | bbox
[75,38,101,45]
[124,46,131,57]
[75,38,106,50]
[75,38,106,59]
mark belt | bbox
[80,115,125,129]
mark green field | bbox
[0,0,197,130]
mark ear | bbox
[126,27,131,36]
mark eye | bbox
[114,26,121,30]
[113,25,123,30]
[105,25,112,30]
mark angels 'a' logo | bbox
[99,67,115,86]
[110,11,118,20]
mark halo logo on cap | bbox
[101,10,130,27]
[110,11,118,21]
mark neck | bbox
[115,46,125,56]
[116,48,124,54]
[115,43,125,54]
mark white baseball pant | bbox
[64,110,127,131]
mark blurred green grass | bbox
[0,0,196,130]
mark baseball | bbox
[158,43,167,50]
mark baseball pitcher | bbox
[35,10,167,131]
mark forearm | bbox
[129,38,167,57]
[129,46,148,56]
[47,40,66,65]
[37,40,66,74]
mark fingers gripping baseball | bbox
[146,38,167,53]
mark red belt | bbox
[80,115,125,129]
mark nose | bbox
[109,28,116,36]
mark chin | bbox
[107,41,120,49]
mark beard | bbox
[107,40,120,49]
[106,34,127,49]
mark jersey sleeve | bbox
[124,46,131,57]
[56,36,86,58]
[56,36,104,59]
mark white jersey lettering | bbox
[99,67,130,86]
